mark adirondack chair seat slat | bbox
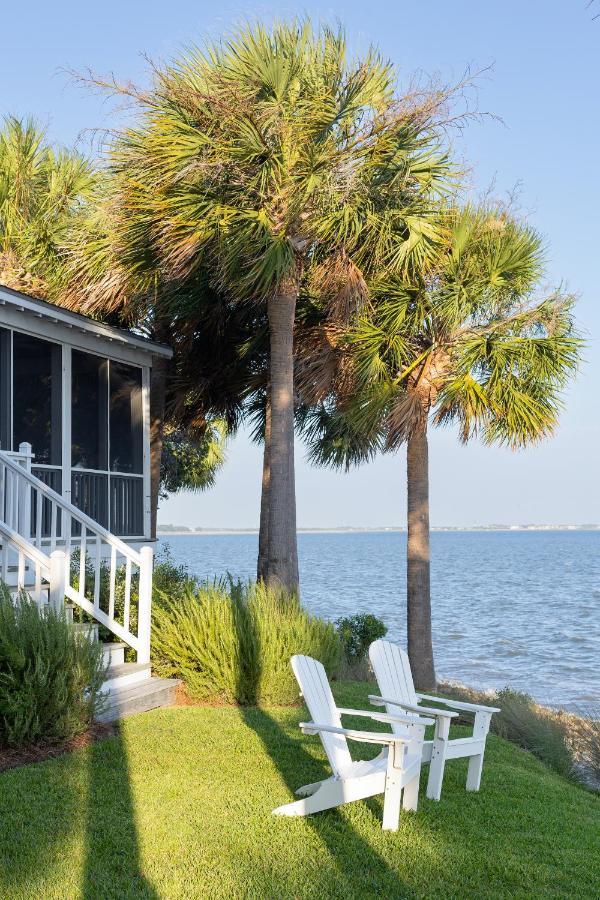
[273,654,433,830]
[369,640,500,802]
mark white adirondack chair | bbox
[369,640,500,801]
[273,654,435,831]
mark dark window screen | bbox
[71,350,108,470]
[12,332,62,464]
[0,328,10,451]
[109,362,143,474]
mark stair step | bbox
[72,622,99,641]
[101,641,126,667]
[103,662,151,692]
[96,677,181,723]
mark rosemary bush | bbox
[151,580,341,705]
[0,584,106,748]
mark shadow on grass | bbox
[83,722,158,900]
[240,706,413,892]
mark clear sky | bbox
[2,1,598,527]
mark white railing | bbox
[0,444,152,663]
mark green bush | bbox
[439,682,577,782]
[0,585,106,748]
[493,687,573,778]
[336,613,387,664]
[151,580,341,705]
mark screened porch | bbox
[0,287,172,541]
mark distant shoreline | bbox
[157,525,600,537]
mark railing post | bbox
[17,442,33,538]
[49,549,67,614]
[137,545,153,664]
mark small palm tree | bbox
[300,206,581,688]
[0,116,94,296]
[89,20,453,591]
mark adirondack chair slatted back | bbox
[291,655,353,774]
[369,640,420,733]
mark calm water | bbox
[156,530,600,710]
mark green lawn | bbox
[0,682,598,900]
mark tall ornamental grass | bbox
[0,585,106,748]
[441,682,599,791]
[151,580,341,705]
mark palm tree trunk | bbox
[406,422,436,689]
[257,394,271,582]
[266,288,299,593]
[150,352,168,540]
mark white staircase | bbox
[0,443,179,720]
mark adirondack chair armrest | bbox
[299,722,415,747]
[369,694,458,720]
[416,693,501,714]
[337,707,435,727]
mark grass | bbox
[0,683,598,900]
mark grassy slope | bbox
[0,682,598,900]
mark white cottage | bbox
[0,284,178,719]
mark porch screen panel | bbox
[71,471,108,529]
[71,350,108,470]
[109,362,143,474]
[0,328,10,450]
[12,333,61,464]
[31,468,62,538]
[110,475,143,536]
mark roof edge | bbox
[0,284,173,358]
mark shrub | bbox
[153,546,197,601]
[336,613,387,665]
[439,682,599,788]
[493,688,573,779]
[0,585,106,748]
[151,580,341,705]
[248,583,341,705]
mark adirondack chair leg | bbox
[273,779,347,817]
[466,711,492,791]
[295,778,326,797]
[382,745,404,831]
[426,717,450,801]
[401,772,420,812]
[466,753,485,791]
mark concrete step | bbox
[103,662,151,693]
[101,642,126,667]
[96,677,181,723]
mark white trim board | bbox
[0,285,172,365]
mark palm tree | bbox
[89,20,454,590]
[0,116,94,297]
[0,116,238,532]
[300,206,581,688]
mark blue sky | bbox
[2,1,598,526]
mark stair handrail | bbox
[0,518,51,572]
[0,447,141,563]
[0,447,152,662]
